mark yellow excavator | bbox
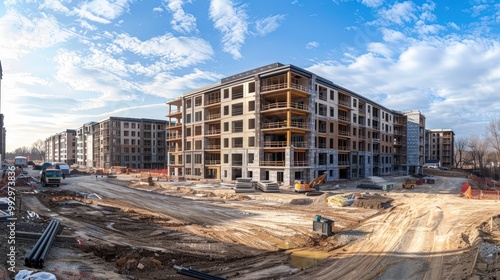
[294,174,327,193]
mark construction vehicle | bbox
[294,174,327,193]
[40,168,62,187]
[402,179,424,189]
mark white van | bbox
[52,162,71,177]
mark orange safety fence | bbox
[468,175,499,189]
[460,182,500,200]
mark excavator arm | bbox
[309,174,327,191]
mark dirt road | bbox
[3,170,500,280]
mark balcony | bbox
[261,102,309,111]
[260,160,285,166]
[167,109,182,117]
[338,130,351,137]
[264,141,287,148]
[206,113,221,120]
[261,83,310,94]
[262,121,309,130]
[205,160,221,165]
[206,129,221,135]
[338,99,351,108]
[206,145,221,150]
[205,97,221,106]
[338,161,350,166]
[293,161,309,166]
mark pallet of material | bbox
[235,177,255,193]
[257,180,280,193]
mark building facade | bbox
[91,117,168,169]
[44,129,77,165]
[76,122,97,167]
[166,63,429,185]
[426,128,455,168]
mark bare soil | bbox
[1,170,500,280]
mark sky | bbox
[0,0,499,153]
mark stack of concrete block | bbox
[235,177,255,193]
[257,180,280,193]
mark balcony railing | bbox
[205,98,221,105]
[232,126,244,133]
[169,123,182,128]
[232,161,243,166]
[338,145,349,151]
[206,129,221,135]
[261,83,310,93]
[338,99,350,107]
[262,121,309,130]
[338,161,350,166]
[264,141,287,147]
[205,160,221,165]
[338,115,350,122]
[262,102,309,111]
[168,109,182,115]
[292,141,307,148]
[207,113,221,120]
[338,130,351,136]
[260,160,285,166]
[293,161,309,166]
[206,145,221,150]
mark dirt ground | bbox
[2,168,500,280]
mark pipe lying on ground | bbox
[24,219,60,269]
[174,265,226,280]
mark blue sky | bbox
[0,0,499,152]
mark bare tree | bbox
[31,139,45,161]
[468,135,490,175]
[454,136,468,169]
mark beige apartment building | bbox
[76,122,97,168]
[426,128,455,168]
[166,63,427,185]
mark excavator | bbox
[294,174,327,193]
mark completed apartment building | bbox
[45,129,77,165]
[46,117,168,169]
[426,128,455,168]
[166,63,427,185]
[91,117,168,169]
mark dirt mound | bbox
[351,194,393,209]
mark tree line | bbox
[5,139,45,162]
[454,118,500,179]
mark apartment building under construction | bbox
[166,63,427,185]
[426,128,455,168]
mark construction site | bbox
[2,167,500,280]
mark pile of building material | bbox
[234,177,255,193]
[257,180,280,193]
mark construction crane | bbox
[294,174,327,193]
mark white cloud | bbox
[305,41,320,49]
[361,0,384,8]
[112,33,214,69]
[209,0,248,59]
[165,0,198,34]
[0,11,73,59]
[39,0,71,13]
[307,37,500,137]
[72,0,132,24]
[143,68,223,99]
[255,15,285,36]
[367,42,392,57]
[378,1,417,25]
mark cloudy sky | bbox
[0,0,499,152]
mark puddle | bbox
[289,249,330,269]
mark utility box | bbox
[313,216,334,236]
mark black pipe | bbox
[36,220,59,268]
[24,220,56,266]
[174,265,226,280]
[29,219,57,267]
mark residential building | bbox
[426,128,455,168]
[91,117,168,169]
[76,122,97,167]
[166,63,432,185]
[44,129,77,165]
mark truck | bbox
[40,168,62,187]
[14,156,28,168]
